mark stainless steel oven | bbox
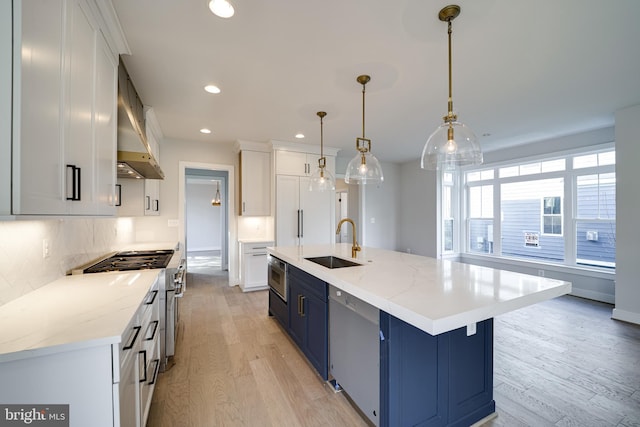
[268,255,287,302]
[162,257,185,371]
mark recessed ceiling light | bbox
[200,128,212,134]
[204,85,221,94]
[208,0,234,18]
[295,133,304,139]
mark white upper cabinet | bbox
[11,0,118,215]
[275,150,336,177]
[239,150,271,216]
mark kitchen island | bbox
[267,243,571,427]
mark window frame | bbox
[451,144,615,271]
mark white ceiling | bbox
[111,0,640,163]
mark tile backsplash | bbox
[0,217,137,306]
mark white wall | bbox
[335,157,399,250]
[0,217,137,305]
[397,160,438,258]
[186,181,222,251]
[613,104,640,324]
[134,138,237,243]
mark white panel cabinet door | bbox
[66,0,98,215]
[276,175,301,246]
[299,176,333,245]
[13,0,67,214]
[0,0,12,215]
[240,150,271,216]
[94,30,118,215]
[276,175,333,246]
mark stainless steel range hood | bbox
[117,58,164,180]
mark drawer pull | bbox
[149,359,160,385]
[145,320,159,341]
[145,290,158,305]
[139,350,147,383]
[123,326,141,350]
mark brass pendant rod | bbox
[447,19,453,117]
[361,83,366,139]
[320,115,324,158]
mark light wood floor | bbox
[148,269,640,427]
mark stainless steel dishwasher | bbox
[329,285,380,426]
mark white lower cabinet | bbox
[0,277,161,427]
[239,241,274,292]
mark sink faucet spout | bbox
[336,218,361,258]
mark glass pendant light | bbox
[211,181,222,206]
[309,111,335,191]
[344,75,384,185]
[421,5,482,171]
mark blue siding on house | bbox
[469,220,493,253]
[501,200,565,262]
[576,222,615,266]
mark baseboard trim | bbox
[612,308,640,325]
[570,288,614,304]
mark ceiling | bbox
[111,0,640,164]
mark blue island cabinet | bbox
[287,266,329,380]
[380,313,495,427]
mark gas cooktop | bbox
[81,250,175,274]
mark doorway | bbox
[179,161,237,283]
[185,168,228,274]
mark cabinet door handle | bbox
[297,294,302,315]
[243,201,246,213]
[139,350,147,383]
[252,253,267,257]
[123,326,141,350]
[300,295,306,316]
[297,209,301,238]
[146,195,151,210]
[153,199,159,211]
[66,164,81,201]
[300,210,304,238]
[115,184,122,206]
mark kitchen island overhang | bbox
[267,243,571,427]
[267,243,571,336]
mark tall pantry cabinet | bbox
[9,0,119,216]
[273,142,339,246]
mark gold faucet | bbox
[336,218,361,258]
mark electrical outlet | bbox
[42,239,50,259]
[538,269,545,277]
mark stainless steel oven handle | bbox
[175,283,184,298]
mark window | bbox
[442,172,454,253]
[456,148,615,269]
[468,181,494,254]
[542,196,562,235]
[575,172,616,267]
[501,179,564,261]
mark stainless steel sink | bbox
[305,256,361,269]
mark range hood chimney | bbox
[117,58,164,180]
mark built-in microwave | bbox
[268,255,287,302]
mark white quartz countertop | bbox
[268,244,572,335]
[0,270,162,363]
